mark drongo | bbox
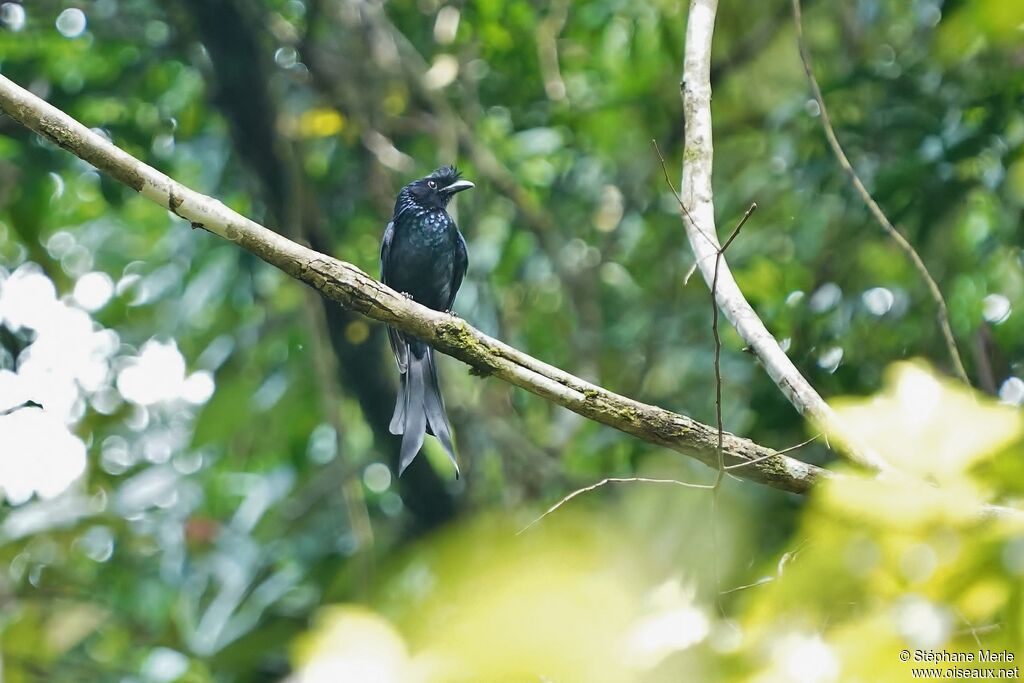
[380,166,473,476]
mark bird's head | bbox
[402,165,474,210]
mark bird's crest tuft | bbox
[427,165,461,183]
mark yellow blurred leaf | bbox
[46,603,107,656]
[292,606,415,683]
[290,514,717,682]
[957,579,1009,623]
[829,362,1022,482]
[382,88,407,116]
[936,0,1024,60]
[820,472,986,530]
[296,108,345,138]
[400,515,640,683]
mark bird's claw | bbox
[399,291,414,300]
[446,310,459,318]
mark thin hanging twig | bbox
[791,0,969,385]
[711,203,758,488]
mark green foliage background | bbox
[0,0,1022,680]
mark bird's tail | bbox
[389,341,459,477]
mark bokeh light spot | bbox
[0,2,25,31]
[73,271,114,312]
[55,7,86,37]
[363,463,392,494]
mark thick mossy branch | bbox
[0,73,824,495]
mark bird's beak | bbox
[441,179,475,195]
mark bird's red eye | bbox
[427,180,437,189]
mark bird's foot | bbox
[446,309,460,318]
[399,291,414,300]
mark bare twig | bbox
[791,0,969,385]
[718,575,775,595]
[720,541,806,595]
[711,203,757,488]
[0,73,824,495]
[953,618,1000,644]
[653,139,714,250]
[725,434,820,471]
[517,476,714,534]
[706,203,756,606]
[679,0,892,474]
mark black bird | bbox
[381,166,473,476]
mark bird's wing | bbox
[381,221,408,373]
[446,229,468,312]
[380,220,395,281]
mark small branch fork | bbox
[790,0,969,385]
[657,138,826,481]
[655,138,757,490]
